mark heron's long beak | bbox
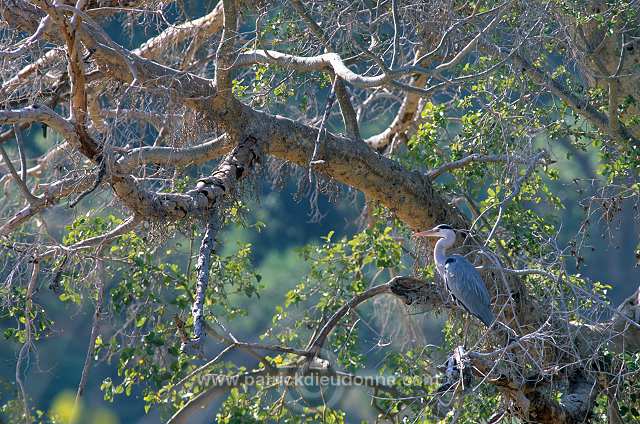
[413,229,439,237]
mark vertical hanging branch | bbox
[187,214,220,349]
[181,136,260,351]
[289,0,361,140]
[307,77,337,222]
[75,257,105,406]
[15,258,39,424]
[215,0,238,90]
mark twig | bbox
[307,282,392,354]
[390,0,400,69]
[309,77,338,174]
[288,0,360,139]
[75,257,105,406]
[0,143,40,205]
[0,144,37,204]
[15,259,39,424]
[13,125,28,182]
[167,365,401,424]
[69,158,106,207]
[0,15,50,58]
[49,254,68,294]
[427,154,530,179]
[66,215,139,250]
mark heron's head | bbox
[414,224,455,239]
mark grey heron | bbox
[414,224,495,327]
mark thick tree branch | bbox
[136,1,225,61]
[116,134,232,172]
[110,136,259,219]
[186,213,219,348]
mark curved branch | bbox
[0,105,79,146]
[0,143,40,204]
[307,276,450,355]
[289,0,361,139]
[0,15,50,58]
[0,173,96,236]
[306,282,392,353]
[67,215,139,250]
[110,136,259,220]
[116,134,232,172]
[427,153,535,179]
[235,50,392,87]
[0,142,69,185]
[167,365,402,424]
[136,2,225,61]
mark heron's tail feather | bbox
[476,309,496,328]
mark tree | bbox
[1,0,640,422]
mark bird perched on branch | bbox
[414,224,495,327]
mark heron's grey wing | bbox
[443,255,495,326]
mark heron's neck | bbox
[434,234,455,275]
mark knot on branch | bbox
[190,135,261,209]
[389,276,441,307]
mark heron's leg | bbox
[462,318,470,347]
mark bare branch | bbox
[289,0,361,139]
[15,259,39,424]
[0,142,68,186]
[116,135,232,172]
[235,50,392,87]
[306,282,393,354]
[434,6,507,72]
[0,142,40,205]
[110,136,260,220]
[0,173,95,236]
[489,44,639,147]
[186,213,219,348]
[13,125,28,182]
[427,153,534,179]
[0,15,50,58]
[66,215,139,251]
[75,257,105,405]
[215,0,238,90]
[136,2,225,61]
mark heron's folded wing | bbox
[444,255,494,326]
